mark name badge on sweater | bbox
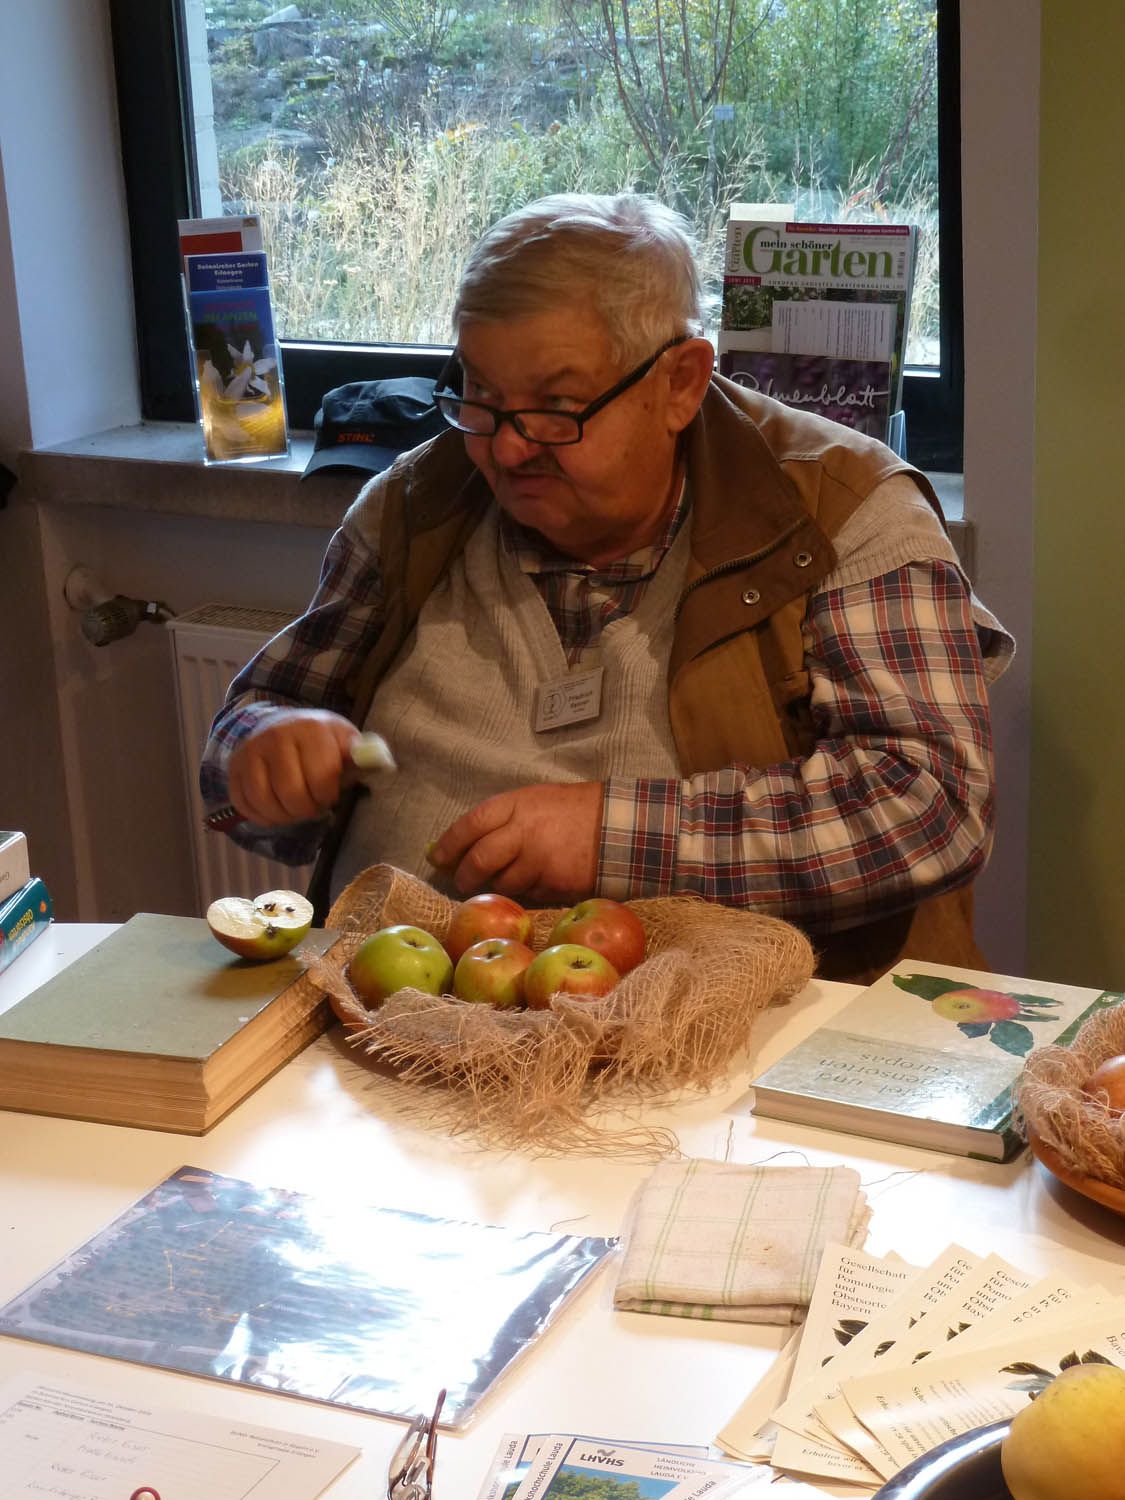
[534,667,604,732]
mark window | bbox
[110,0,962,468]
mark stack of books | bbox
[0,914,338,1133]
[0,831,52,977]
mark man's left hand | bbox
[429,782,605,903]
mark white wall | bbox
[36,501,332,921]
[0,0,139,916]
[0,0,138,446]
[0,0,328,919]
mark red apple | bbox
[348,924,453,1007]
[453,937,536,1008]
[444,893,532,964]
[523,943,619,1009]
[547,897,646,976]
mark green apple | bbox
[348,924,453,1007]
[1000,1363,1125,1500]
[206,889,313,961]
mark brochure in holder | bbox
[183,245,289,464]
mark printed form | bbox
[0,1373,359,1500]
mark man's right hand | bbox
[226,709,359,826]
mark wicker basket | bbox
[306,864,815,1154]
[1017,1002,1125,1188]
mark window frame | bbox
[109,0,963,470]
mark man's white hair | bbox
[453,193,704,365]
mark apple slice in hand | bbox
[350,732,397,774]
[207,889,314,961]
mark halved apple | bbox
[206,888,314,961]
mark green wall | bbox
[1030,0,1125,986]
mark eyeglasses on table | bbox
[387,1388,446,1500]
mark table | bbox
[2,926,1124,1499]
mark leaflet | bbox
[475,1431,708,1500]
[814,1278,1116,1469]
[507,1433,817,1500]
[771,1242,979,1440]
[837,1311,1125,1480]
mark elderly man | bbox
[201,192,1011,982]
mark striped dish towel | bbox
[613,1158,870,1324]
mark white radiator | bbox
[166,604,316,915]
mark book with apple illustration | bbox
[0,912,337,1133]
[746,960,1124,1161]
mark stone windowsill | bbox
[19,422,360,530]
[18,419,969,558]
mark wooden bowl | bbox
[1026,1122,1125,1214]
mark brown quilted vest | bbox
[310,376,987,985]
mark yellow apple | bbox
[1000,1362,1125,1500]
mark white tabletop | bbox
[2,926,1124,1499]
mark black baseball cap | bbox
[302,376,448,479]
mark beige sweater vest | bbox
[331,506,690,898]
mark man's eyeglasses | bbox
[435,335,689,447]
[387,1389,445,1500]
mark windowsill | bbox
[19,420,970,560]
[19,421,362,529]
[927,471,964,523]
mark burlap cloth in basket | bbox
[1017,1002,1125,1187]
[305,864,814,1156]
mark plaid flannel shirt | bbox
[201,493,1010,932]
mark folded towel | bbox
[613,1158,870,1325]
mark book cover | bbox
[0,912,336,1132]
[717,219,916,446]
[508,1433,751,1499]
[0,875,52,976]
[184,249,289,465]
[0,829,30,902]
[720,348,893,440]
[0,1164,617,1429]
[746,960,1125,1162]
